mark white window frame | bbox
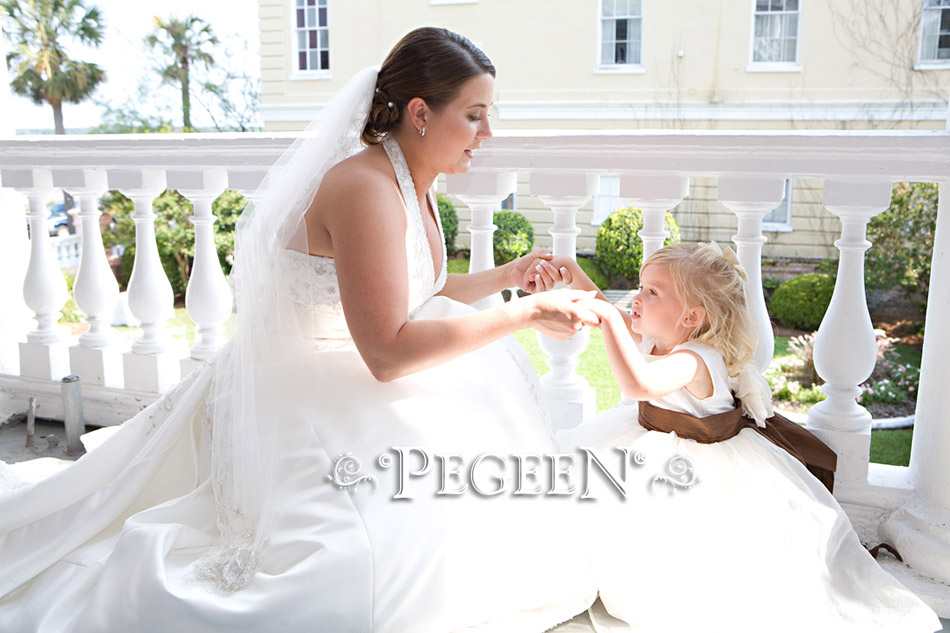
[747,0,802,73]
[762,179,794,232]
[917,0,950,69]
[290,0,331,81]
[596,0,645,74]
[592,175,629,226]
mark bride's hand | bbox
[522,289,600,340]
[505,250,561,293]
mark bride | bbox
[0,28,599,632]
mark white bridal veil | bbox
[194,67,380,591]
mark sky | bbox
[2,0,260,132]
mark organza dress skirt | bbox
[0,295,597,633]
[559,402,941,633]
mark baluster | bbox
[446,171,517,310]
[806,181,892,488]
[111,169,182,393]
[171,170,230,374]
[719,177,787,372]
[620,174,689,262]
[532,172,596,431]
[58,169,122,387]
[2,169,71,379]
[0,182,32,375]
[882,178,950,585]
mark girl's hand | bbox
[523,289,600,340]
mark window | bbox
[600,0,642,67]
[751,0,800,66]
[295,0,329,74]
[762,179,793,232]
[592,175,628,225]
[920,0,950,63]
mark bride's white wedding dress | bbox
[0,137,596,632]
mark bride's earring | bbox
[419,126,426,137]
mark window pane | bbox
[309,51,320,69]
[770,0,783,10]
[925,0,941,6]
[754,14,768,36]
[756,0,769,11]
[321,50,330,68]
[297,30,306,50]
[783,38,797,61]
[922,9,940,59]
[630,0,642,16]
[319,7,327,27]
[616,18,628,40]
[320,29,328,48]
[602,0,616,18]
[296,0,304,6]
[309,29,317,49]
[603,20,614,44]
[941,7,950,31]
[939,33,950,51]
[308,0,315,5]
[785,14,798,35]
[630,16,642,40]
[601,42,613,65]
[786,0,798,10]
[296,9,304,28]
[299,51,307,70]
[615,42,627,63]
[629,39,641,63]
[306,7,316,26]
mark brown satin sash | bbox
[638,399,837,494]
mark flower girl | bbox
[549,242,940,632]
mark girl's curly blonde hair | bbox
[642,242,757,377]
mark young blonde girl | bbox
[542,242,940,633]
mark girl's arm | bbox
[581,299,713,401]
[314,166,599,383]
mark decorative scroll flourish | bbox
[327,453,378,492]
[651,455,699,495]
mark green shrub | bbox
[577,257,609,290]
[595,207,680,279]
[493,210,534,264]
[437,194,459,254]
[866,182,937,298]
[770,273,834,331]
[59,271,82,323]
[105,189,246,297]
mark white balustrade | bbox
[806,181,893,488]
[111,169,182,393]
[3,169,70,380]
[620,174,690,261]
[171,169,231,373]
[0,184,31,376]
[718,177,787,372]
[882,179,950,585]
[446,171,517,309]
[1,132,949,600]
[531,172,596,431]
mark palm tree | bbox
[146,15,217,132]
[1,0,106,134]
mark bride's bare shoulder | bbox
[317,145,395,200]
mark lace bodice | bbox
[278,137,448,346]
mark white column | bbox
[3,169,71,380]
[882,179,950,585]
[446,171,517,310]
[58,169,123,387]
[111,169,182,393]
[172,170,230,373]
[620,174,690,261]
[806,181,892,489]
[718,177,786,372]
[0,182,32,375]
[531,172,596,431]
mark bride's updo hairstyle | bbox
[362,27,495,145]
